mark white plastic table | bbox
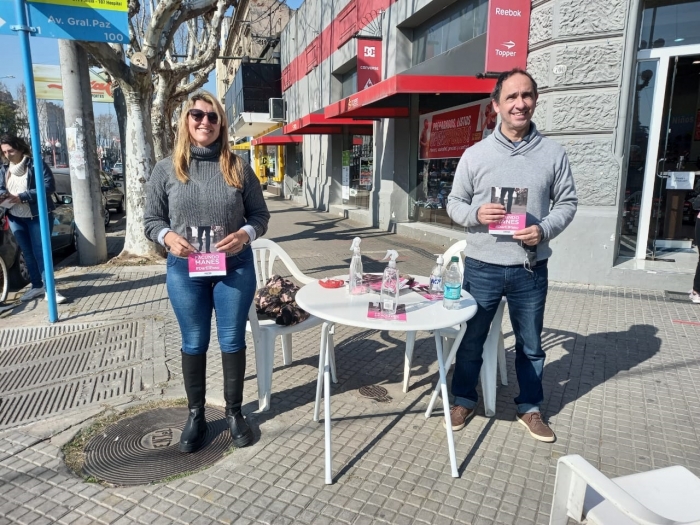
[295,276,477,484]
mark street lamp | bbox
[45,139,61,167]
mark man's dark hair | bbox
[0,133,31,157]
[490,68,538,103]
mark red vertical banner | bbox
[357,39,382,91]
[484,0,531,73]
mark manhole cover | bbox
[359,385,389,401]
[82,407,231,485]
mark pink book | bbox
[188,252,227,277]
[411,283,443,301]
[488,186,528,236]
[367,302,407,321]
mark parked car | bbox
[111,161,123,180]
[100,171,125,213]
[53,168,111,227]
[1,193,77,288]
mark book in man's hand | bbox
[488,186,528,236]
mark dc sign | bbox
[0,0,128,42]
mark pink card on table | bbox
[188,252,227,277]
[411,284,443,301]
[367,302,407,322]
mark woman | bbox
[144,91,270,452]
[0,134,66,304]
[691,179,700,304]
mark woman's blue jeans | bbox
[8,213,54,289]
[452,257,548,414]
[166,247,256,355]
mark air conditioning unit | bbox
[269,98,286,121]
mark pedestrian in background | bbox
[144,91,270,452]
[446,69,578,443]
[691,178,700,304]
[0,133,66,304]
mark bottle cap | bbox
[437,255,444,265]
[450,256,459,262]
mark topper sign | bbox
[484,0,531,72]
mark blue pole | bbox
[12,0,58,322]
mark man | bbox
[446,68,577,442]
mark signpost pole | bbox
[12,0,58,322]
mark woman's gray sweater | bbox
[144,143,270,246]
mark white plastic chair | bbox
[403,240,508,418]
[550,454,700,525]
[247,239,332,411]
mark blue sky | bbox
[0,0,304,118]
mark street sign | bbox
[27,1,128,42]
[0,0,23,36]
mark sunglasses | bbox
[188,109,219,124]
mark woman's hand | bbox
[5,194,21,204]
[215,230,250,254]
[164,232,196,257]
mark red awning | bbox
[283,111,374,136]
[324,75,497,119]
[251,129,302,146]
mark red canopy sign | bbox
[484,0,531,73]
[419,99,494,160]
[357,39,382,90]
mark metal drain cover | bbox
[359,385,389,400]
[82,407,231,485]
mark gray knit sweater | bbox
[446,122,578,266]
[144,143,270,247]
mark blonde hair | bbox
[173,91,244,189]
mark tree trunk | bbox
[121,86,158,258]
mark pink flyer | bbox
[488,187,528,236]
[188,252,227,277]
[367,302,407,322]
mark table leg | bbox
[403,331,417,393]
[434,330,461,478]
[323,323,333,485]
[314,322,331,422]
[425,323,467,419]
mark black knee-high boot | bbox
[180,352,207,453]
[222,350,253,447]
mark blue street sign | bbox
[0,0,23,35]
[27,1,127,42]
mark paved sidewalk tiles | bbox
[0,197,699,524]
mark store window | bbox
[342,135,373,209]
[410,98,495,230]
[341,69,358,98]
[412,0,488,66]
[639,0,700,50]
[286,143,304,198]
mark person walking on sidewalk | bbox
[446,69,578,442]
[0,134,67,304]
[690,178,700,304]
[144,91,270,452]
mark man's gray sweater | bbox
[144,144,270,247]
[446,122,577,266]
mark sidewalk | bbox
[1,196,699,525]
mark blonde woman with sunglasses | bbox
[145,91,270,452]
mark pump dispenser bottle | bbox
[380,250,400,314]
[348,237,364,294]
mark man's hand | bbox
[215,229,250,254]
[513,225,542,246]
[477,203,506,225]
[164,232,196,257]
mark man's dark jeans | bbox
[452,257,548,414]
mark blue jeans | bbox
[452,257,548,414]
[8,213,54,289]
[166,247,256,355]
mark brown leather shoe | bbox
[445,405,475,431]
[516,412,556,443]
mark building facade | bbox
[279,0,700,289]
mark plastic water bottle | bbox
[348,237,365,294]
[380,250,400,314]
[442,256,462,310]
[429,255,444,294]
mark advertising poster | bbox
[484,0,531,72]
[418,98,494,160]
[359,157,373,187]
[33,64,114,103]
[342,150,351,200]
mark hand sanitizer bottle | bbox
[380,250,400,314]
[429,255,444,294]
[348,237,364,294]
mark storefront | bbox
[251,128,304,197]
[277,0,700,289]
